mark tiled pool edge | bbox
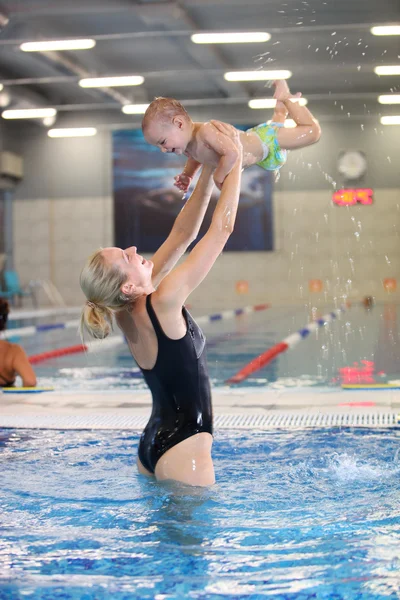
[1,388,399,429]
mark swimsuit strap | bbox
[145,293,187,343]
[269,121,285,128]
[145,294,164,341]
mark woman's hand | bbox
[209,120,242,152]
[209,120,242,189]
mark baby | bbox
[142,80,321,191]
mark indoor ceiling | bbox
[0,0,399,130]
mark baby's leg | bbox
[271,100,288,125]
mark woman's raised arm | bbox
[156,122,243,307]
[150,165,214,288]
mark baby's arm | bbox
[201,121,240,190]
[174,157,202,192]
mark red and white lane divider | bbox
[226,304,350,385]
[28,303,271,364]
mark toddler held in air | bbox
[142,80,321,191]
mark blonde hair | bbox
[80,249,133,340]
[142,97,190,132]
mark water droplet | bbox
[387,156,391,163]
[385,255,391,264]
[354,231,360,239]
[331,31,337,36]
[360,124,364,130]
[357,65,361,71]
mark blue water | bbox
[1,427,399,599]
[9,304,400,390]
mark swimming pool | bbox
[1,426,399,599]
[7,303,400,390]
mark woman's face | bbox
[102,246,153,293]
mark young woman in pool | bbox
[0,298,37,388]
[80,121,242,487]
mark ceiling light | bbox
[122,104,149,114]
[380,115,400,125]
[191,32,271,44]
[48,127,97,138]
[20,39,96,52]
[224,70,292,81]
[79,76,144,88]
[371,26,400,36]
[2,108,57,119]
[374,65,400,75]
[249,97,308,109]
[378,94,400,104]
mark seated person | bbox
[0,298,37,387]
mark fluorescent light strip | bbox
[2,108,57,119]
[380,115,400,125]
[374,66,400,75]
[378,94,400,104]
[48,128,97,138]
[371,26,400,36]
[191,32,271,44]
[224,70,292,81]
[79,76,144,88]
[20,39,96,52]
[122,104,149,114]
[249,97,308,109]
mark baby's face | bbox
[145,119,190,156]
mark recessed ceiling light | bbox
[371,26,400,36]
[224,70,292,81]
[48,127,97,138]
[79,76,144,88]
[249,97,308,109]
[380,115,400,125]
[122,104,150,114]
[20,39,96,52]
[374,66,400,75]
[378,94,400,104]
[2,108,57,119]
[191,32,271,44]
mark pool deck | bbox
[1,387,399,429]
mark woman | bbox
[0,298,37,387]
[80,122,242,486]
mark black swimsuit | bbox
[137,294,213,474]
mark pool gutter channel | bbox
[1,389,399,430]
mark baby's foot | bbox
[273,80,302,103]
[273,79,291,101]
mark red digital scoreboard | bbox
[332,188,373,206]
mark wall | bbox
[6,120,400,309]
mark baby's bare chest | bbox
[189,129,261,168]
[189,142,220,167]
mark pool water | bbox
[1,427,399,599]
[11,303,400,391]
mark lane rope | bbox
[226,304,350,385]
[27,303,271,364]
